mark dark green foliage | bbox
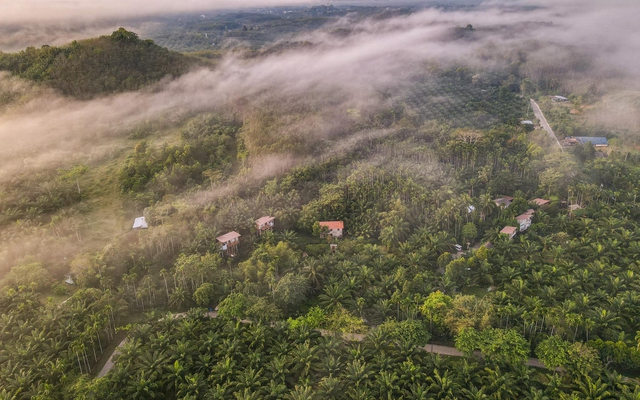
[81,312,635,399]
[0,287,127,399]
[0,28,193,99]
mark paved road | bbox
[530,99,564,153]
[97,338,127,378]
[97,311,549,377]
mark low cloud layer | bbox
[1,1,639,181]
[2,0,324,24]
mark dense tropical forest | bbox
[1,2,640,399]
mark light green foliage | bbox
[535,335,571,369]
[288,307,326,330]
[240,241,300,284]
[462,222,478,242]
[217,293,247,319]
[444,295,493,335]
[377,318,431,347]
[455,327,529,364]
[4,262,51,291]
[193,283,217,308]
[444,258,468,285]
[420,291,453,332]
[325,305,367,334]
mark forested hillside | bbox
[1,4,640,399]
[0,28,194,99]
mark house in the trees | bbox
[255,216,275,235]
[532,198,550,206]
[551,95,569,102]
[516,213,534,232]
[500,226,518,240]
[132,217,148,229]
[494,196,514,208]
[319,221,344,238]
[217,231,241,256]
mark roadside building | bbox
[217,231,241,256]
[319,221,344,238]
[255,216,275,235]
[564,136,609,147]
[551,95,569,102]
[500,226,518,240]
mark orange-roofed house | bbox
[319,221,344,238]
[515,213,534,232]
[255,216,275,235]
[532,198,551,206]
[500,226,517,240]
[217,231,241,256]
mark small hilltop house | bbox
[494,196,514,208]
[217,231,241,256]
[319,221,344,238]
[500,226,518,240]
[532,198,550,206]
[255,216,275,235]
[132,217,148,229]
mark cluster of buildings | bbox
[132,212,345,258]
[495,197,550,240]
[216,218,344,257]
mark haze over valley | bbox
[1,1,640,398]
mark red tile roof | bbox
[255,216,275,225]
[319,221,344,230]
[516,214,533,221]
[217,231,241,243]
[500,226,517,235]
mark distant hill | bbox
[0,28,194,99]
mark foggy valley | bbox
[0,0,640,398]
